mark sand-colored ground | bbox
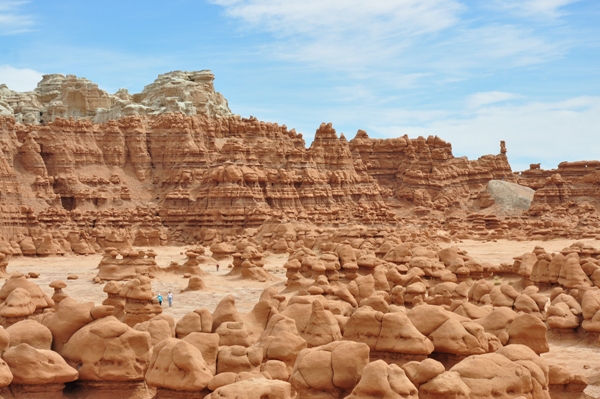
[8,248,289,320]
[6,238,600,397]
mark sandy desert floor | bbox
[7,238,600,398]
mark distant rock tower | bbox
[500,140,507,154]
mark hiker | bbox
[157,293,163,306]
[216,263,220,272]
[167,291,173,307]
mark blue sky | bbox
[1,0,599,171]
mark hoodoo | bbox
[0,70,598,398]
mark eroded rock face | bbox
[145,338,213,391]
[60,316,151,382]
[1,343,78,385]
[4,70,574,246]
[0,71,231,125]
[289,340,370,399]
[204,378,295,399]
[345,359,419,399]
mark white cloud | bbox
[211,0,566,78]
[0,65,42,91]
[0,1,34,35]
[211,0,464,69]
[367,96,600,171]
[212,0,462,37]
[493,0,581,18]
[467,91,519,108]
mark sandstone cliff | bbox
[0,70,232,125]
[1,70,599,249]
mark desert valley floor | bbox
[4,238,600,398]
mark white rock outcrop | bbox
[0,70,232,124]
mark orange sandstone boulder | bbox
[290,340,370,399]
[254,313,307,369]
[418,371,470,399]
[176,308,213,337]
[5,319,52,350]
[343,307,433,356]
[204,378,295,399]
[61,316,151,382]
[2,343,77,384]
[506,313,549,354]
[145,338,213,391]
[345,359,418,399]
[216,345,263,374]
[0,288,36,327]
[36,297,113,352]
[133,314,175,346]
[302,300,341,347]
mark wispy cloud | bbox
[211,0,568,79]
[467,91,519,108]
[0,65,42,91]
[492,0,582,18]
[211,0,464,70]
[0,0,34,35]
[212,0,463,37]
[434,24,565,69]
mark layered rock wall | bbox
[5,70,599,246]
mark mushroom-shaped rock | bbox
[2,343,77,385]
[145,338,213,391]
[507,313,549,354]
[119,276,162,327]
[61,316,151,382]
[216,321,253,347]
[407,305,488,356]
[255,313,307,369]
[204,378,295,399]
[343,306,433,357]
[49,280,68,305]
[546,301,580,330]
[210,242,235,260]
[212,295,243,332]
[345,359,418,399]
[102,280,125,312]
[216,345,263,374]
[182,332,220,375]
[302,300,341,347]
[6,319,52,350]
[36,297,113,352]
[133,314,175,347]
[290,340,370,399]
[451,354,533,398]
[182,276,206,292]
[418,371,470,399]
[119,276,154,300]
[558,256,591,288]
[450,344,549,399]
[176,308,213,337]
[581,289,600,332]
[402,358,446,387]
[348,274,375,303]
[0,358,11,389]
[473,307,517,344]
[0,288,36,327]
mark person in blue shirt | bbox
[157,294,163,306]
